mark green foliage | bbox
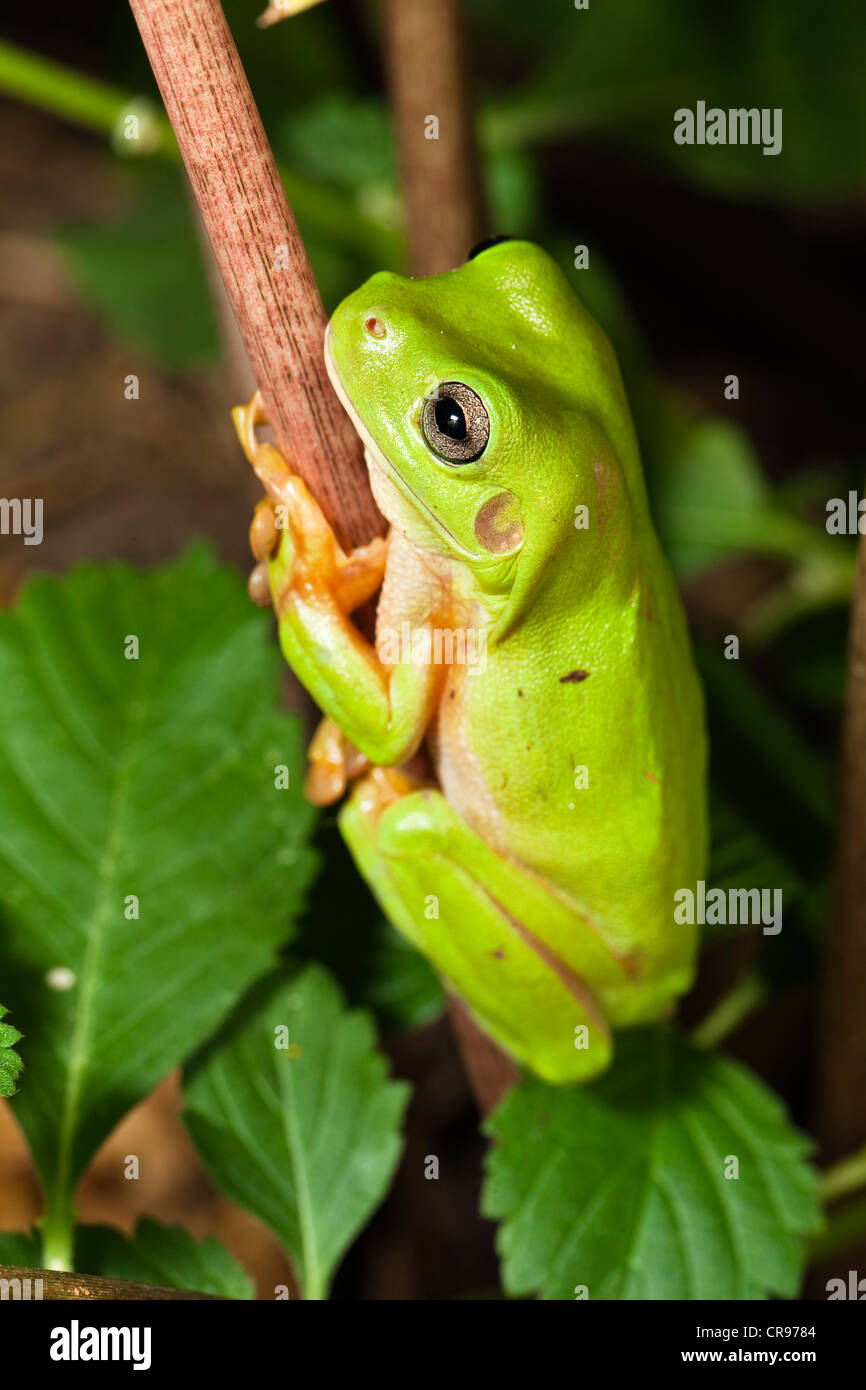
[355,919,445,1032]
[651,418,774,576]
[303,908,444,1035]
[0,545,318,1260]
[220,0,354,127]
[4,0,865,371]
[475,0,866,198]
[280,97,396,195]
[705,790,804,943]
[183,964,409,1300]
[483,1029,821,1300]
[274,95,404,304]
[0,1230,41,1266]
[0,1222,252,1297]
[59,166,219,367]
[0,549,410,1298]
[645,409,856,633]
[697,647,833,838]
[75,1220,254,1298]
[696,648,831,967]
[295,824,444,1034]
[0,1004,23,1097]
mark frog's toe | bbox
[247,562,272,607]
[249,498,280,563]
[304,717,372,806]
[375,788,459,856]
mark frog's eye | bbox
[421,383,490,464]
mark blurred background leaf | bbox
[58,166,218,368]
[473,0,866,198]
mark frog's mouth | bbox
[324,327,496,567]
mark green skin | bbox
[265,240,707,1084]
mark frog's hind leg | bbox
[339,776,616,1084]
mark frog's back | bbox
[432,513,707,995]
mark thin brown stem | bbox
[815,511,866,1159]
[447,993,520,1115]
[383,0,488,276]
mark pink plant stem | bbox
[128,0,384,555]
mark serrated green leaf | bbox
[75,1220,254,1299]
[183,964,409,1300]
[483,1029,821,1300]
[0,1003,23,1097]
[0,544,318,1258]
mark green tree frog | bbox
[234,239,707,1085]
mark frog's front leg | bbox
[236,392,389,614]
[234,393,440,767]
[340,776,623,1085]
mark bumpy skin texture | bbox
[248,240,707,1083]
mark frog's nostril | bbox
[364,315,386,339]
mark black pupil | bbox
[434,397,467,441]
